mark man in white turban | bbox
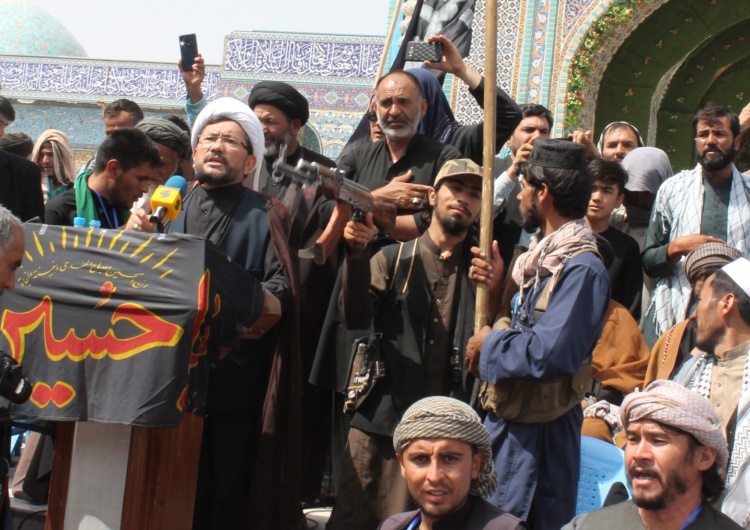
[168,97,300,530]
[564,380,740,530]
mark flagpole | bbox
[375,0,405,83]
[475,0,497,335]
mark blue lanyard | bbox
[679,506,702,530]
[405,513,421,530]
[93,191,118,228]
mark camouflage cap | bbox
[433,158,483,189]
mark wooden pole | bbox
[375,0,405,84]
[475,0,498,333]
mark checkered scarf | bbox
[681,349,750,528]
[393,396,497,498]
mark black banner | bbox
[0,224,263,427]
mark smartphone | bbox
[404,41,443,63]
[179,34,198,71]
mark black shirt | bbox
[600,225,643,320]
[45,187,125,228]
[320,133,461,229]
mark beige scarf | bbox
[512,218,599,302]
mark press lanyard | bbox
[679,506,702,530]
[93,191,119,228]
[405,513,421,530]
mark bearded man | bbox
[642,104,750,348]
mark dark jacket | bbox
[563,500,742,530]
[342,237,478,437]
[0,150,44,222]
[379,496,525,530]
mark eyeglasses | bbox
[365,111,378,123]
[198,134,249,152]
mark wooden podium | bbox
[0,226,266,530]
[46,414,203,530]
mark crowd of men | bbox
[2,31,750,530]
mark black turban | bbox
[247,81,309,125]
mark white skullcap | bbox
[393,396,497,498]
[621,379,729,467]
[721,257,750,298]
[191,97,265,182]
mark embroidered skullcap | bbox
[247,81,310,125]
[393,396,497,497]
[596,121,644,153]
[191,97,264,182]
[528,138,587,171]
[136,117,191,160]
[684,242,742,285]
[0,132,34,158]
[721,257,750,298]
[621,379,729,467]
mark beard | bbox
[439,215,472,236]
[628,464,688,511]
[379,112,421,140]
[264,132,293,158]
[522,201,542,232]
[695,320,725,353]
[697,144,737,171]
[195,152,243,187]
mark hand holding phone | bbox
[404,41,443,63]
[179,34,199,71]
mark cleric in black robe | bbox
[169,97,301,530]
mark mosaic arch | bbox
[452,0,750,172]
[594,0,750,171]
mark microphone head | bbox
[164,175,188,196]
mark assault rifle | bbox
[272,158,397,264]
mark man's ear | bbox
[243,154,258,178]
[396,452,407,479]
[694,446,716,472]
[290,118,302,140]
[420,98,428,118]
[428,186,437,207]
[616,192,625,208]
[471,453,484,481]
[105,159,121,180]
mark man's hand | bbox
[124,208,157,233]
[371,170,432,209]
[469,241,503,288]
[343,213,376,257]
[571,130,601,160]
[178,53,205,104]
[667,234,725,264]
[465,325,491,377]
[425,35,482,90]
[740,100,750,134]
[506,142,535,180]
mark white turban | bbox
[191,97,265,182]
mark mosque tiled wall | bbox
[2,5,668,153]
[0,32,383,161]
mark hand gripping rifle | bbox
[272,158,397,264]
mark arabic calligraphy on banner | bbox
[224,35,384,79]
[0,225,263,427]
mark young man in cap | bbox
[466,139,610,529]
[328,159,501,530]
[382,396,525,530]
[673,256,750,527]
[564,379,741,530]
